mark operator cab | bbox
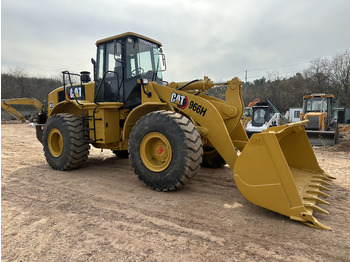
[302,94,336,127]
[93,32,165,108]
[251,102,274,127]
[303,94,333,114]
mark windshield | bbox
[125,38,163,81]
[305,97,327,113]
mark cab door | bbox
[95,41,123,102]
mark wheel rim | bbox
[140,132,172,172]
[48,128,64,157]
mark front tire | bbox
[43,113,89,170]
[129,111,203,191]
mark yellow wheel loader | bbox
[36,32,335,229]
[300,94,339,146]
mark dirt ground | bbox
[1,122,350,261]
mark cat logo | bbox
[66,85,85,100]
[170,93,188,109]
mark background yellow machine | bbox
[1,98,44,122]
[36,32,334,229]
[300,93,339,146]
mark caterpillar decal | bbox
[170,93,188,109]
[66,85,85,100]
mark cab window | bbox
[106,42,122,78]
[97,45,105,79]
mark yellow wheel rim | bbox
[140,132,172,172]
[48,128,64,157]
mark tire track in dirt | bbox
[3,164,228,261]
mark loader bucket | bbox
[306,130,338,146]
[234,122,335,230]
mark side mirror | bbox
[91,58,96,80]
[161,54,167,72]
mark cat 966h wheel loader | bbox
[36,32,335,230]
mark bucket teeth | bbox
[309,184,331,191]
[311,179,331,186]
[300,213,331,230]
[303,196,330,205]
[313,174,335,181]
[306,189,330,198]
[304,203,329,214]
[324,173,336,180]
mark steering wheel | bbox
[131,67,144,76]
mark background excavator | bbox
[36,32,334,230]
[300,93,339,146]
[1,98,45,122]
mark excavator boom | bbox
[1,100,26,122]
[1,98,44,122]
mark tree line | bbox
[1,50,349,113]
[208,50,350,112]
[1,67,62,103]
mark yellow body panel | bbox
[89,107,120,144]
[149,77,248,168]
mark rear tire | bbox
[129,110,203,191]
[43,113,89,170]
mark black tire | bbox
[112,150,129,158]
[129,110,203,191]
[43,113,89,170]
[201,147,226,168]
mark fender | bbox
[122,102,171,141]
[48,101,82,118]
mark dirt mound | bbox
[329,131,350,152]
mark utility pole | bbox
[245,70,248,83]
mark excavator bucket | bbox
[234,122,335,230]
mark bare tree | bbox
[304,57,333,94]
[331,50,350,106]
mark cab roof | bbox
[96,32,162,47]
[303,93,334,99]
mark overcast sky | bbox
[2,0,350,82]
